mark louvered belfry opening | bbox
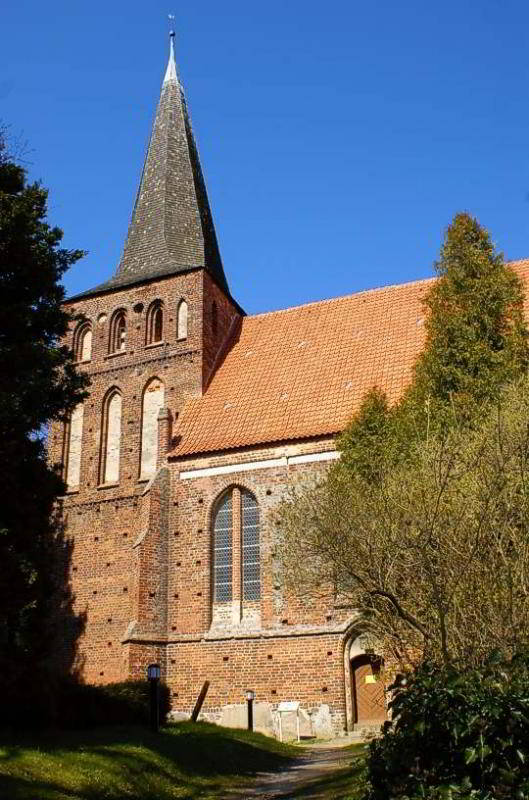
[146,301,164,344]
[109,310,127,353]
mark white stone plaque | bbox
[278,701,300,712]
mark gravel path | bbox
[230,740,359,800]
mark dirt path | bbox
[230,740,361,800]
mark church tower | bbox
[49,35,242,684]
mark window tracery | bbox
[212,488,261,604]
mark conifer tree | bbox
[338,212,529,471]
[338,388,394,483]
[408,212,529,422]
[0,133,89,710]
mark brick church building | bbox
[49,36,529,737]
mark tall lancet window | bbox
[146,301,163,345]
[101,390,122,485]
[177,300,188,340]
[242,491,261,600]
[139,378,165,479]
[109,310,127,354]
[213,493,233,602]
[212,488,261,604]
[66,404,84,489]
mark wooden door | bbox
[352,655,386,724]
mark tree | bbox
[279,376,529,668]
[407,212,528,425]
[338,388,395,483]
[277,213,529,668]
[0,131,89,711]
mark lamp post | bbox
[245,689,255,732]
[147,663,161,733]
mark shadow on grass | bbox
[277,752,367,800]
[0,722,297,800]
[0,774,82,800]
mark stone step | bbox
[352,721,384,740]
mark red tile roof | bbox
[170,259,529,458]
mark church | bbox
[49,35,529,738]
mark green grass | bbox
[0,721,298,799]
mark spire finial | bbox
[164,14,178,85]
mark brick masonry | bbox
[49,263,373,735]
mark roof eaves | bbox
[168,428,343,461]
[65,267,246,315]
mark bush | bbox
[2,678,171,730]
[57,679,171,729]
[366,652,529,799]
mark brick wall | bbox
[50,270,372,734]
[49,269,240,684]
[165,633,346,732]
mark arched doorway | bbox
[351,653,386,725]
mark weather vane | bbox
[168,13,176,38]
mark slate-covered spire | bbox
[87,33,229,297]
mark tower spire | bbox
[164,26,178,85]
[74,30,230,299]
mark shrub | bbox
[2,678,171,730]
[366,652,529,799]
[57,679,171,729]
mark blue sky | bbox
[2,0,528,314]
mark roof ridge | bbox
[244,258,529,322]
[506,258,529,267]
[246,274,436,321]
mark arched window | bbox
[100,390,122,484]
[139,378,165,479]
[213,493,233,602]
[212,488,260,603]
[146,301,163,345]
[74,322,92,362]
[177,300,188,340]
[65,403,84,489]
[109,310,127,354]
[242,491,260,600]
